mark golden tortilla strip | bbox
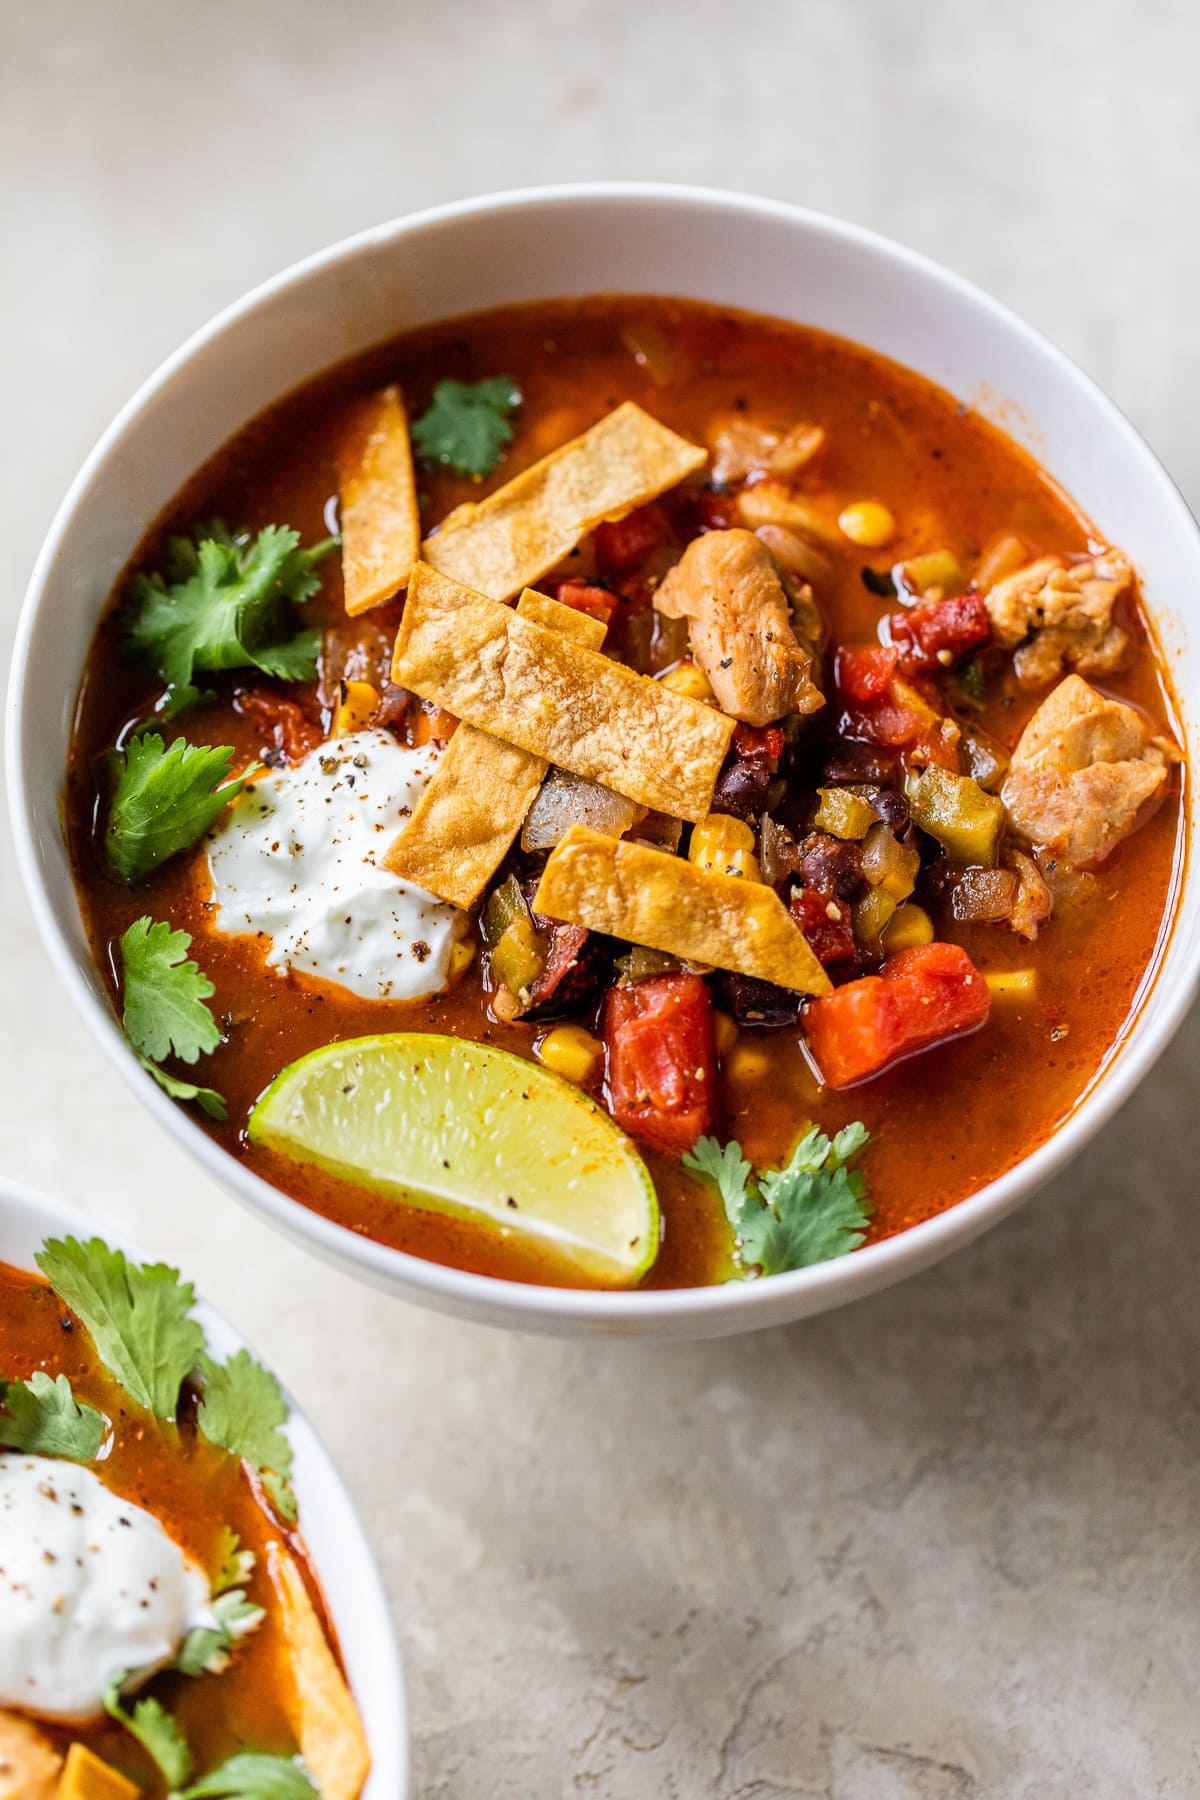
[0,1713,61,1800]
[393,565,734,822]
[421,401,706,599]
[533,825,833,995]
[268,1544,371,1800]
[56,1745,139,1800]
[384,589,607,906]
[339,385,420,615]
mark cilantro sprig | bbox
[0,1371,106,1460]
[411,375,522,478]
[104,1677,194,1789]
[125,522,336,717]
[178,1753,320,1799]
[118,916,227,1119]
[684,1123,872,1276]
[197,1348,297,1522]
[36,1237,206,1421]
[105,733,256,885]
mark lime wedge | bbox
[248,1033,659,1286]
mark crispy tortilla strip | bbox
[393,565,734,822]
[421,401,706,599]
[534,825,833,995]
[340,385,420,615]
[0,1712,61,1800]
[56,1745,139,1800]
[268,1544,371,1800]
[384,590,607,906]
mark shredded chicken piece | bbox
[983,552,1133,688]
[1002,674,1175,866]
[654,528,824,726]
[1006,848,1053,941]
[707,418,824,485]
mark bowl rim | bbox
[8,179,1200,1332]
[0,1175,408,1790]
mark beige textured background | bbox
[3,3,1199,1793]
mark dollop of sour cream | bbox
[0,1456,213,1722]
[207,728,466,1000]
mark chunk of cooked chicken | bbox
[653,528,824,726]
[707,418,824,485]
[1002,674,1174,866]
[1006,848,1053,941]
[0,1713,61,1800]
[983,552,1132,688]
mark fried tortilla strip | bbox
[0,1712,61,1800]
[56,1744,139,1800]
[384,589,607,906]
[421,400,706,599]
[339,385,420,615]
[393,565,735,821]
[534,825,833,995]
[268,1544,371,1800]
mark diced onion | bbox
[521,769,640,851]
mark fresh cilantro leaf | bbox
[173,1586,265,1678]
[959,656,986,707]
[36,1237,205,1421]
[140,1057,228,1122]
[197,1350,295,1520]
[178,1753,319,1800]
[686,1124,872,1277]
[105,733,255,885]
[682,1136,759,1228]
[261,1468,299,1525]
[411,376,521,478]
[120,918,222,1065]
[0,1371,106,1460]
[124,522,335,716]
[213,1526,255,1593]
[104,1677,193,1789]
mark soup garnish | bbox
[66,297,1184,1291]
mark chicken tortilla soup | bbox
[67,297,1183,1291]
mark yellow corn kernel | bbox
[331,679,379,737]
[660,660,714,702]
[689,814,759,879]
[536,1024,603,1085]
[713,1010,739,1058]
[447,936,476,981]
[726,1042,773,1084]
[880,902,935,954]
[984,969,1037,1000]
[838,499,896,548]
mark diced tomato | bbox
[732,723,786,764]
[790,885,858,968]
[836,645,900,704]
[890,592,990,670]
[593,504,670,574]
[603,972,716,1155]
[554,579,617,627]
[236,687,322,764]
[804,942,990,1089]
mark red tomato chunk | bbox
[603,972,716,1154]
[790,885,858,969]
[804,942,990,1089]
[554,578,617,627]
[890,592,990,670]
[593,503,670,574]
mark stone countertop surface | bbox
[3,3,1198,1793]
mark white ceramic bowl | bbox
[8,184,1199,1338]
[0,1179,408,1793]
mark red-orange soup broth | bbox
[67,297,1184,1290]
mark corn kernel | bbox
[536,1024,603,1085]
[660,660,714,703]
[726,1042,773,1084]
[838,499,896,548]
[331,679,379,737]
[689,814,758,878]
[984,969,1037,1000]
[447,937,476,981]
[880,902,934,954]
[713,1011,739,1058]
